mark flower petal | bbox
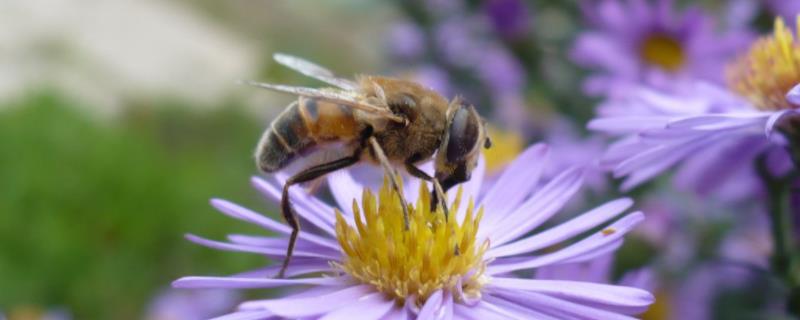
[231,259,333,278]
[251,176,338,236]
[210,310,274,320]
[786,83,800,105]
[488,212,644,274]
[239,285,372,317]
[319,292,395,320]
[480,144,548,216]
[172,276,345,289]
[490,288,640,319]
[417,290,444,320]
[487,278,654,308]
[327,170,366,216]
[381,306,410,320]
[210,198,339,250]
[588,116,670,133]
[485,167,584,245]
[185,234,338,260]
[487,198,632,258]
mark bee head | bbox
[435,98,491,193]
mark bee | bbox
[246,53,491,277]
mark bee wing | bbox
[241,80,404,122]
[273,53,359,90]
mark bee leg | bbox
[404,163,450,221]
[367,137,410,230]
[277,155,360,278]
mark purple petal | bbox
[318,292,395,320]
[328,170,366,216]
[231,259,333,278]
[487,278,654,308]
[417,290,444,320]
[488,212,644,274]
[560,239,623,265]
[453,299,547,320]
[488,198,633,258]
[172,276,345,289]
[210,310,274,320]
[666,113,768,130]
[381,306,410,320]
[484,167,584,245]
[251,176,337,236]
[766,109,795,137]
[239,285,373,317]
[185,234,338,260]
[490,288,640,319]
[588,117,669,134]
[787,84,800,106]
[480,144,548,216]
[210,198,339,250]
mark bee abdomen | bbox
[255,101,315,173]
[255,98,364,173]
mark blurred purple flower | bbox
[145,288,238,320]
[765,0,800,21]
[477,46,526,95]
[173,144,653,319]
[387,22,426,61]
[542,118,609,194]
[408,65,452,97]
[484,0,532,39]
[589,81,796,195]
[571,0,752,96]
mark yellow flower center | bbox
[727,16,800,110]
[334,178,489,305]
[639,33,686,71]
[482,126,524,174]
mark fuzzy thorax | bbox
[334,178,489,306]
[727,16,800,110]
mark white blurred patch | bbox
[0,0,259,116]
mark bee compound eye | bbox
[445,107,480,163]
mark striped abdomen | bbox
[255,97,364,172]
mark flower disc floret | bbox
[727,16,800,110]
[334,178,488,305]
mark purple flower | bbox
[387,22,426,61]
[586,16,800,197]
[590,81,796,195]
[173,144,653,319]
[571,0,752,96]
[483,0,532,39]
[145,288,239,320]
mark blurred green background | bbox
[0,1,398,318]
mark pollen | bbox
[601,228,616,236]
[727,16,800,110]
[333,177,489,306]
[639,33,686,72]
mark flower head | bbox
[334,180,487,304]
[173,144,653,319]
[588,17,800,197]
[571,0,752,95]
[727,17,800,110]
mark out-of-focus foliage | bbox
[0,92,269,319]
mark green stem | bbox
[756,155,799,316]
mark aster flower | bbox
[145,288,239,320]
[572,0,752,96]
[588,17,800,195]
[173,144,653,319]
[483,0,532,40]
